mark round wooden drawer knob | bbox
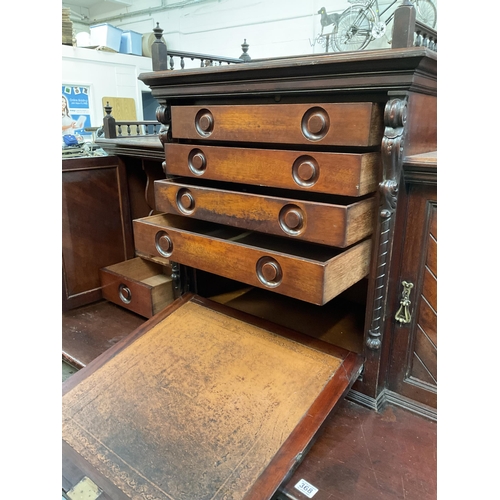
[261,261,279,282]
[118,284,132,304]
[176,188,196,214]
[188,149,207,175]
[199,113,213,132]
[191,153,206,171]
[297,161,316,182]
[307,114,326,135]
[292,156,319,188]
[301,107,330,141]
[155,231,173,257]
[179,191,195,210]
[279,204,305,235]
[283,209,303,230]
[256,257,283,288]
[195,109,214,136]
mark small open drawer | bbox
[100,257,174,318]
[133,213,372,306]
[154,177,376,248]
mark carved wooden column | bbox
[349,94,409,408]
[366,95,408,351]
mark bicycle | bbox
[318,0,436,53]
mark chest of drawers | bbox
[136,46,437,408]
[133,99,382,306]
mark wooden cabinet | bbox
[63,42,437,500]
[137,47,437,418]
[62,156,135,311]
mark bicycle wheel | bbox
[332,5,374,52]
[414,0,437,29]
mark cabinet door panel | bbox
[62,156,134,311]
[388,185,437,408]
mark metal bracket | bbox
[395,280,414,324]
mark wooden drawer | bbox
[164,143,380,197]
[154,178,376,248]
[133,214,372,305]
[171,103,383,146]
[100,257,174,318]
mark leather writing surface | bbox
[63,300,345,500]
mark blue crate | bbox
[119,30,142,55]
[90,23,123,52]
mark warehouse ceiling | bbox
[63,0,208,23]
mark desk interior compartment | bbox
[100,257,174,318]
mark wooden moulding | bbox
[133,213,372,306]
[171,103,384,147]
[99,257,174,318]
[62,293,363,500]
[164,144,380,197]
[154,178,376,248]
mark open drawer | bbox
[62,293,363,500]
[154,178,376,248]
[163,143,380,197]
[133,213,372,306]
[100,257,174,318]
[171,102,383,146]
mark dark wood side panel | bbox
[404,93,437,156]
[62,156,135,311]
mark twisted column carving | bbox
[366,97,408,350]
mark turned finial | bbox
[152,23,169,71]
[153,22,163,42]
[104,101,112,116]
[239,39,251,62]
